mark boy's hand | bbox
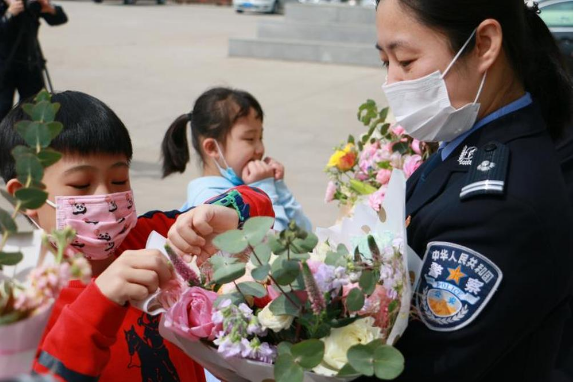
[242,160,275,184]
[95,249,173,306]
[167,204,239,265]
[264,157,285,180]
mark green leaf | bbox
[392,141,409,155]
[34,90,51,102]
[15,154,44,182]
[347,344,375,376]
[11,145,34,159]
[290,232,318,254]
[212,230,248,254]
[243,216,274,246]
[37,148,62,167]
[209,256,246,284]
[0,189,17,207]
[236,281,267,298]
[251,264,270,281]
[0,310,23,325]
[388,300,399,313]
[252,242,271,265]
[269,292,301,317]
[15,121,51,148]
[267,234,286,255]
[349,179,378,195]
[274,354,304,382]
[277,341,293,356]
[360,270,377,296]
[0,251,23,266]
[32,101,57,122]
[347,135,355,144]
[46,121,63,139]
[0,208,17,234]
[14,187,48,209]
[214,291,245,307]
[379,107,389,121]
[330,316,361,328]
[346,288,365,312]
[337,363,360,377]
[271,256,300,285]
[373,345,405,380]
[21,104,34,118]
[291,339,324,369]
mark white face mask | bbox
[382,29,487,143]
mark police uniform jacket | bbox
[362,101,571,381]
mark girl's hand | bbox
[95,249,174,306]
[242,160,275,184]
[167,204,239,265]
[264,157,285,180]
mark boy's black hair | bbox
[0,91,133,183]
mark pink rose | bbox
[360,285,393,329]
[324,181,337,203]
[164,286,219,341]
[267,285,308,304]
[403,155,423,178]
[375,169,392,186]
[391,125,405,137]
[411,139,422,155]
[390,152,403,169]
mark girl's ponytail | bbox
[161,114,190,178]
[523,2,573,138]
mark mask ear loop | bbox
[213,141,232,171]
[474,71,487,104]
[442,28,478,79]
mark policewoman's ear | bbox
[5,178,39,219]
[475,19,503,74]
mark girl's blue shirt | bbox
[181,176,312,231]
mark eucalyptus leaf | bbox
[290,232,318,254]
[214,291,245,307]
[0,208,17,234]
[32,101,57,122]
[212,230,248,254]
[252,242,271,265]
[268,234,286,255]
[269,292,301,317]
[347,344,375,376]
[379,107,389,121]
[271,256,300,285]
[14,188,48,209]
[373,345,405,380]
[46,122,63,139]
[291,339,324,369]
[37,148,62,167]
[277,341,293,356]
[274,354,303,382]
[338,363,360,377]
[359,270,377,296]
[211,261,245,285]
[21,104,34,118]
[16,121,51,148]
[236,281,267,298]
[0,251,23,266]
[346,288,365,312]
[392,142,409,155]
[251,264,270,281]
[10,145,34,159]
[15,154,44,182]
[243,216,274,246]
[34,91,51,102]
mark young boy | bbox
[0,91,274,381]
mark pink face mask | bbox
[43,190,137,260]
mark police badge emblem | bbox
[415,242,503,331]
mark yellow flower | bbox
[327,144,357,171]
[313,317,382,375]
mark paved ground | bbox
[39,1,387,228]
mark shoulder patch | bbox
[460,141,509,200]
[415,241,503,332]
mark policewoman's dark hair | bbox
[377,0,572,138]
[161,87,264,178]
[0,91,133,183]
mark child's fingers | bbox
[125,268,160,294]
[169,234,202,256]
[191,207,216,237]
[125,283,153,302]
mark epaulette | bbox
[460,141,509,200]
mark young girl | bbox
[161,87,312,231]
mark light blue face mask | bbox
[213,141,244,186]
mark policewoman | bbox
[363,0,573,381]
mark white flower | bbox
[314,317,382,373]
[257,303,294,333]
[310,241,332,263]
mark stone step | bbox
[228,37,380,67]
[257,19,376,44]
[284,2,376,24]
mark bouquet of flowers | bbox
[0,91,91,378]
[325,99,436,212]
[155,170,411,382]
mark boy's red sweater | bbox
[32,186,274,381]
